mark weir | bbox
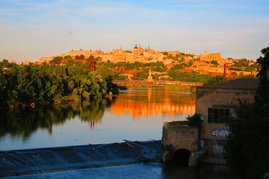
[0,140,163,178]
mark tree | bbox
[0,62,9,108]
[87,55,95,61]
[79,54,85,60]
[186,114,203,149]
[187,113,203,127]
[75,55,80,60]
[64,55,72,61]
[255,47,269,112]
[0,59,11,68]
[203,76,227,86]
[225,47,269,179]
[210,60,219,67]
[88,71,107,99]
[0,58,115,109]
[50,56,63,65]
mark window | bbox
[208,108,230,123]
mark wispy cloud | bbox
[0,0,268,62]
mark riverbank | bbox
[0,140,163,178]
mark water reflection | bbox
[110,87,195,119]
[0,98,108,140]
[0,87,195,150]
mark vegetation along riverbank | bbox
[0,59,119,109]
[0,47,258,110]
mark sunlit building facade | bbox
[196,79,259,155]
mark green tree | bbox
[64,55,72,60]
[88,71,107,99]
[135,70,148,80]
[255,47,269,110]
[187,113,203,127]
[0,61,10,108]
[225,47,269,179]
[186,113,203,149]
[203,76,227,86]
[50,56,63,65]
[210,60,219,67]
[75,55,80,60]
[0,59,11,68]
[0,59,114,109]
[79,54,85,60]
[86,55,95,61]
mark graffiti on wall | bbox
[211,128,229,138]
[213,144,224,154]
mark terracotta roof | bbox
[210,79,259,89]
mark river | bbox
[0,87,236,178]
[0,87,195,151]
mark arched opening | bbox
[173,149,191,166]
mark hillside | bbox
[34,45,258,80]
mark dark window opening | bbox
[208,108,230,123]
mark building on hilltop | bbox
[195,79,259,156]
[200,51,222,62]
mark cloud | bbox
[0,0,268,62]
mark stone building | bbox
[199,51,222,62]
[195,79,259,155]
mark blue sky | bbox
[1,0,269,63]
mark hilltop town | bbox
[22,44,258,79]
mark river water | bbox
[0,87,235,178]
[0,87,195,151]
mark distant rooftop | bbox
[210,79,259,89]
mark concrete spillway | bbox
[0,140,163,178]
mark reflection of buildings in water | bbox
[148,88,152,102]
[110,102,195,119]
[110,88,196,119]
[89,120,94,129]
